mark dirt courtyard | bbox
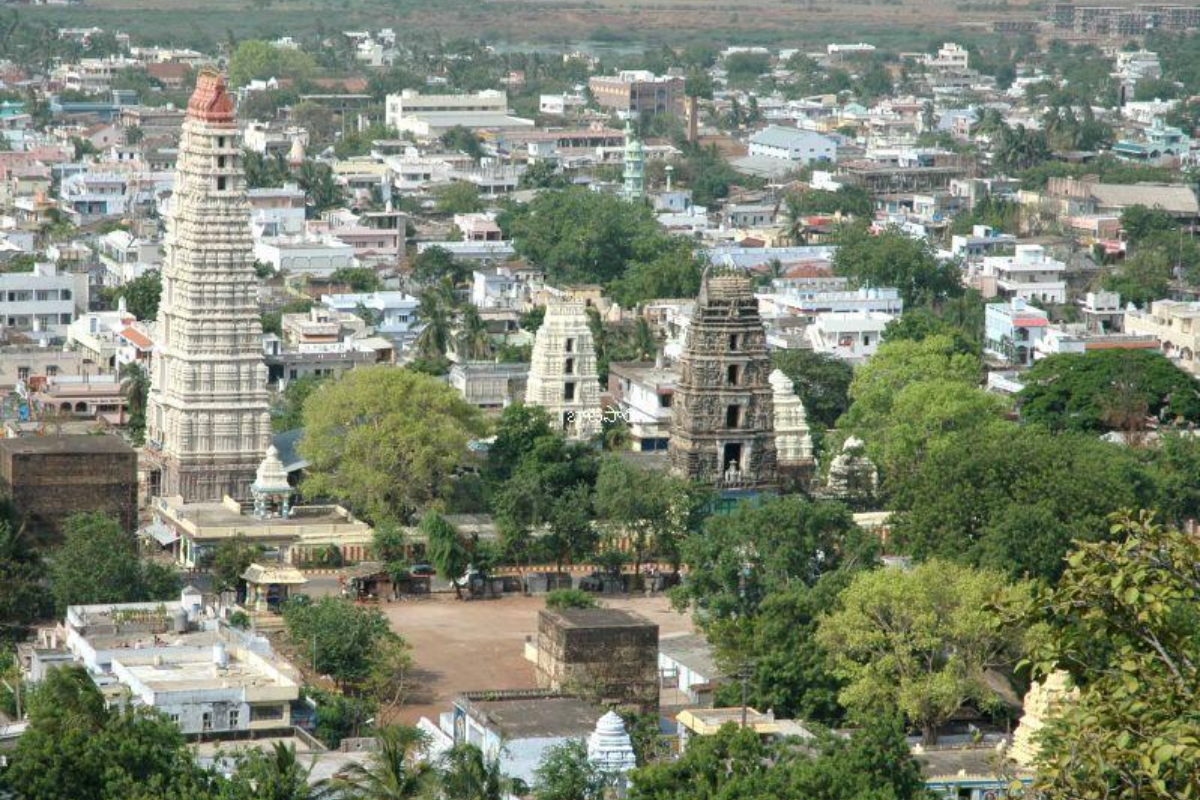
[384,594,695,724]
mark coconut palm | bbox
[119,362,150,444]
[456,305,492,361]
[437,743,524,800]
[227,741,314,800]
[631,316,657,361]
[416,293,452,359]
[323,725,434,800]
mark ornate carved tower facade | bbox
[525,299,602,439]
[145,71,271,501]
[669,271,777,492]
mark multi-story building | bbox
[145,71,272,502]
[607,357,679,452]
[248,183,307,237]
[806,311,892,363]
[588,71,685,117]
[0,262,89,340]
[669,271,777,495]
[985,298,1050,367]
[1123,299,1200,374]
[979,244,1067,305]
[384,89,533,137]
[320,290,419,344]
[96,229,163,287]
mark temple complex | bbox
[525,299,602,439]
[145,71,271,501]
[769,369,814,488]
[669,271,778,494]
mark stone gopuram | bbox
[525,300,601,439]
[145,71,271,502]
[669,271,777,493]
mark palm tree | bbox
[119,362,150,444]
[456,305,491,361]
[228,741,314,800]
[324,725,434,800]
[416,293,451,359]
[438,743,524,800]
[631,316,657,361]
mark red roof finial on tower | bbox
[187,69,235,124]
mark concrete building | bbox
[96,230,163,288]
[440,691,603,783]
[979,244,1067,305]
[66,306,137,368]
[24,590,301,736]
[534,608,659,713]
[253,236,355,277]
[985,298,1049,366]
[525,300,602,439]
[806,311,892,363]
[607,357,678,452]
[384,90,533,138]
[588,71,684,117]
[658,632,724,707]
[145,71,272,502]
[449,361,529,410]
[320,291,419,344]
[248,184,307,237]
[0,435,137,545]
[669,271,778,495]
[747,125,837,165]
[1124,299,1200,374]
[0,262,89,340]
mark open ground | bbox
[382,593,695,724]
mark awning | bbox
[143,520,179,546]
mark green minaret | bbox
[622,117,645,201]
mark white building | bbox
[248,184,307,237]
[607,356,678,452]
[985,297,1049,366]
[980,244,1067,305]
[321,291,419,342]
[67,305,137,368]
[254,236,355,277]
[96,230,162,287]
[539,93,586,115]
[806,311,892,363]
[384,90,534,138]
[0,262,89,340]
[746,125,836,165]
[925,42,970,73]
[757,287,903,322]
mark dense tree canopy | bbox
[1017,349,1200,433]
[299,367,486,524]
[833,223,963,307]
[769,349,854,431]
[49,513,178,615]
[281,597,395,689]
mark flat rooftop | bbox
[541,607,656,630]
[659,632,722,680]
[0,434,134,456]
[461,693,600,739]
[159,498,350,528]
[118,650,295,694]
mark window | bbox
[564,381,576,401]
[726,364,740,386]
[217,177,227,190]
[168,713,180,725]
[726,405,741,429]
[565,338,575,354]
[728,334,740,351]
[201,712,213,732]
[660,394,672,408]
[250,704,285,722]
[228,709,240,729]
[564,357,575,375]
[16,367,29,381]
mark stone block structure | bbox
[669,271,778,492]
[535,608,659,713]
[145,71,271,502]
[0,435,137,545]
[525,300,601,439]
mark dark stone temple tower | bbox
[669,270,777,495]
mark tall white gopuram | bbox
[525,300,601,439]
[769,369,813,465]
[146,71,271,501]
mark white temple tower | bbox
[587,710,637,794]
[146,70,271,501]
[525,300,601,439]
[769,369,813,465]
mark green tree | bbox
[1017,349,1200,433]
[818,559,1027,744]
[532,739,606,800]
[456,304,492,360]
[1103,244,1176,307]
[439,743,523,800]
[119,363,150,445]
[272,374,325,432]
[298,367,485,523]
[423,512,470,599]
[297,159,344,217]
[770,349,854,430]
[223,742,313,800]
[48,513,178,614]
[608,239,706,307]
[440,126,486,160]
[0,517,48,640]
[833,223,963,307]
[435,181,485,215]
[228,40,317,87]
[210,534,264,594]
[890,423,1154,582]
[485,402,556,485]
[672,496,871,622]
[107,270,162,320]
[1120,203,1179,244]
[325,725,435,800]
[544,588,597,611]
[330,266,383,293]
[1016,511,1200,799]
[281,597,393,689]
[412,245,468,285]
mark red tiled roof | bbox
[187,70,234,125]
[118,326,152,349]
